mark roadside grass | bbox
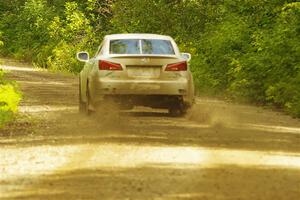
[0,69,21,128]
[0,112,37,136]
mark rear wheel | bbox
[168,101,187,117]
[85,84,93,115]
[79,77,86,113]
[168,107,185,117]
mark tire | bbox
[79,76,86,114]
[85,83,93,116]
[168,107,183,117]
[168,103,186,117]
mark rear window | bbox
[110,39,140,54]
[109,39,175,55]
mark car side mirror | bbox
[181,53,191,62]
[76,51,89,62]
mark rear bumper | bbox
[92,78,189,97]
[88,76,194,107]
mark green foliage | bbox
[0,0,110,71]
[0,32,3,47]
[45,1,96,72]
[262,2,300,116]
[0,0,53,60]
[0,70,21,127]
[0,0,299,116]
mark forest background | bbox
[0,0,299,124]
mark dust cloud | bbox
[186,101,240,129]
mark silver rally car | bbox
[77,33,195,116]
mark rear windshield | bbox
[109,39,175,55]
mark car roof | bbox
[104,33,173,40]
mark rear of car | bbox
[78,34,194,116]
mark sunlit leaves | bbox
[0,71,21,127]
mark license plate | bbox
[127,66,160,78]
[130,83,161,90]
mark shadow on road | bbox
[2,165,300,200]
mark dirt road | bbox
[1,59,300,200]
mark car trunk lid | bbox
[109,56,181,79]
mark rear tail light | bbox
[98,60,122,71]
[165,61,187,71]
